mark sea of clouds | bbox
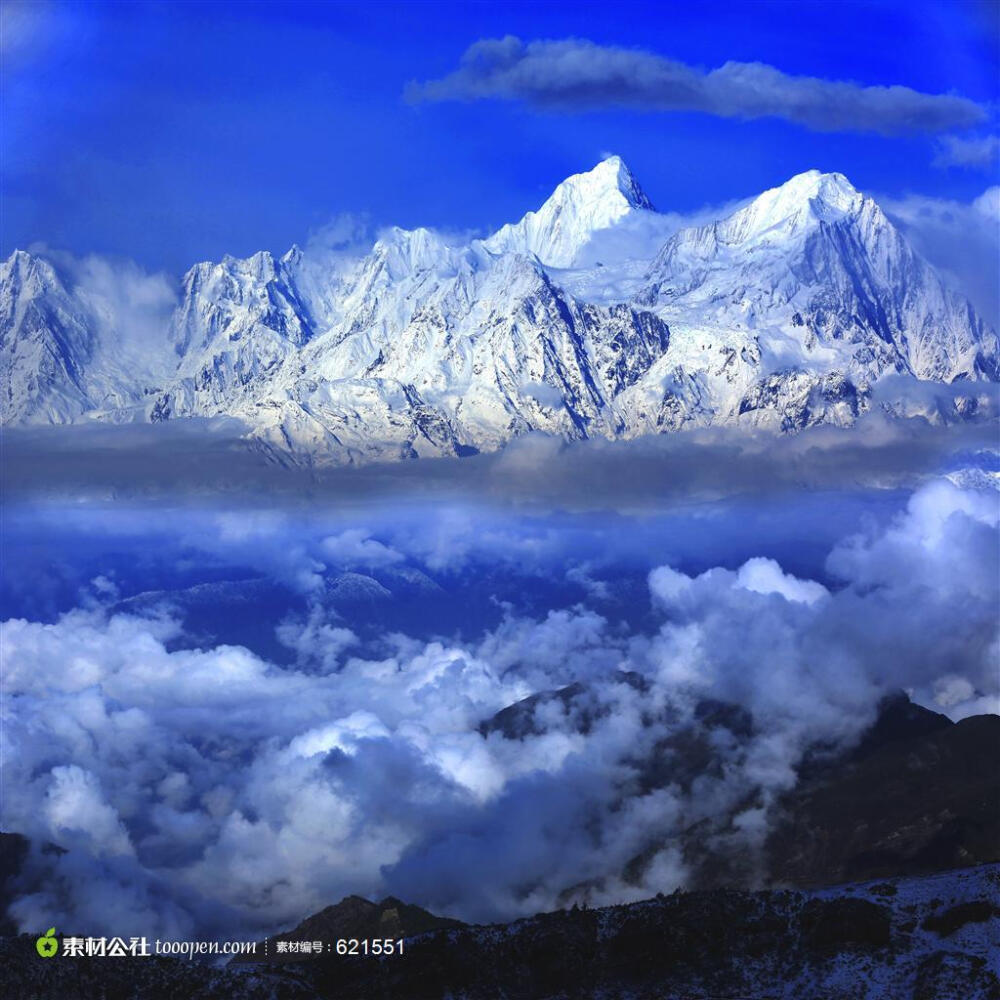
[1,424,998,943]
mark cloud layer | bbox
[2,472,997,942]
[4,409,999,510]
[408,37,986,135]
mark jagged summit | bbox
[4,248,42,275]
[645,170,871,268]
[484,155,654,267]
[369,225,455,278]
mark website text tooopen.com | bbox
[154,939,259,959]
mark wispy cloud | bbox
[932,133,1000,169]
[407,36,986,136]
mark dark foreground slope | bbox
[277,865,1000,1000]
[1,700,997,998]
[767,698,999,887]
[1,865,997,999]
[483,689,1000,894]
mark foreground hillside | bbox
[2,865,996,999]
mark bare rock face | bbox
[766,708,1000,888]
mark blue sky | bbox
[3,0,998,272]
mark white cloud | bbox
[44,765,134,858]
[974,185,1000,221]
[932,134,1000,169]
[29,246,179,376]
[2,475,997,940]
[320,528,404,568]
[735,557,828,605]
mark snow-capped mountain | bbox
[1,251,99,424]
[483,155,655,267]
[633,170,997,427]
[3,158,997,462]
[0,250,176,424]
[153,249,319,420]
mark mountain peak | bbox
[484,157,654,267]
[4,160,996,450]
[2,248,62,295]
[555,155,654,213]
[775,169,861,208]
[706,169,866,246]
[371,225,453,278]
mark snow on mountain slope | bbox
[149,249,323,421]
[244,240,673,462]
[642,171,994,378]
[0,250,175,424]
[484,155,655,267]
[628,170,999,431]
[2,158,997,457]
[1,251,97,424]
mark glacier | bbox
[2,156,997,464]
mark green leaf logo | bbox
[36,927,58,959]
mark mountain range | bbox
[3,157,997,463]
